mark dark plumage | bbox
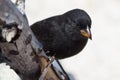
[31,9,92,59]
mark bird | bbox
[31,9,92,59]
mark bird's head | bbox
[64,9,92,40]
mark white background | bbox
[25,0,120,80]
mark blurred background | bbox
[21,0,120,80]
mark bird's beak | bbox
[80,27,92,40]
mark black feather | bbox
[31,9,92,59]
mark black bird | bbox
[31,9,92,59]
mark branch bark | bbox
[0,0,69,80]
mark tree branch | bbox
[0,0,69,80]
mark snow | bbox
[0,63,21,80]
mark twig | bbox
[39,56,55,80]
